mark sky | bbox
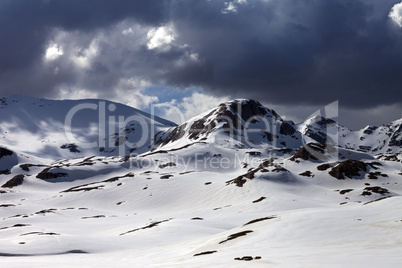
[0,0,401,129]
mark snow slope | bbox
[0,95,175,160]
[0,97,401,267]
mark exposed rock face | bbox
[305,129,329,145]
[362,186,389,195]
[158,100,268,145]
[290,143,326,161]
[1,174,24,188]
[0,147,15,174]
[367,171,388,179]
[280,122,296,136]
[187,99,273,139]
[376,154,401,162]
[315,117,337,126]
[363,126,378,135]
[189,115,216,139]
[229,99,269,122]
[0,147,13,159]
[299,171,314,177]
[159,162,177,169]
[339,189,353,195]
[158,123,188,146]
[262,132,278,142]
[19,164,47,172]
[226,158,288,187]
[329,160,367,180]
[36,168,68,180]
[303,116,337,145]
[0,169,10,175]
[317,163,334,171]
[389,125,402,147]
[193,251,217,257]
[227,175,247,187]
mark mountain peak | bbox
[157,99,301,150]
[218,99,281,122]
[304,115,337,127]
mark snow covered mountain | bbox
[157,99,302,151]
[299,115,402,155]
[156,99,401,158]
[0,96,401,267]
[0,95,175,160]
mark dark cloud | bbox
[0,0,401,118]
[163,0,402,109]
[0,0,169,96]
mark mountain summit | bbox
[157,99,302,150]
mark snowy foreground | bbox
[0,96,401,267]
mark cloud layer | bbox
[390,1,402,26]
[0,0,401,116]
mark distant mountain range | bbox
[0,95,400,160]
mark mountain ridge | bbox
[0,94,176,159]
[1,95,401,159]
[156,98,402,156]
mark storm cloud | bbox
[0,0,401,116]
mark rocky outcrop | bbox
[329,160,367,180]
[1,174,24,188]
[389,125,402,147]
[290,143,326,161]
[280,122,296,136]
[36,168,68,180]
[0,147,13,159]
